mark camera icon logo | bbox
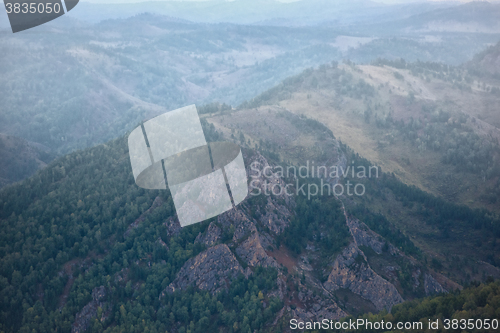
[128,105,249,227]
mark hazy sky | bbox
[80,0,486,3]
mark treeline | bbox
[467,40,500,80]
[239,62,374,110]
[340,143,500,266]
[279,191,351,282]
[342,151,421,258]
[0,118,288,333]
[383,174,500,245]
[338,280,500,333]
[372,57,474,89]
[372,103,500,185]
[198,102,232,115]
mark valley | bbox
[1,1,500,332]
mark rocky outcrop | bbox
[72,286,107,333]
[217,208,255,242]
[163,215,181,238]
[247,152,293,234]
[292,283,347,321]
[259,197,293,235]
[195,222,222,247]
[347,217,398,255]
[213,205,280,269]
[236,231,279,268]
[424,273,447,296]
[324,243,403,312]
[162,244,244,295]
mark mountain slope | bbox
[467,40,500,78]
[0,134,55,188]
[1,99,498,332]
[0,14,346,155]
[405,1,500,33]
[239,60,500,213]
[2,10,499,161]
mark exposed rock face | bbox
[195,222,222,247]
[218,208,255,242]
[214,206,280,269]
[236,231,279,268]
[162,244,244,295]
[347,217,398,255]
[72,286,107,333]
[424,273,447,296]
[163,215,181,238]
[247,152,293,234]
[324,243,403,312]
[292,282,347,322]
[259,197,293,235]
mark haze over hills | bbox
[1,2,500,332]
[0,76,499,332]
[0,0,474,28]
[1,1,500,186]
[62,0,448,26]
[239,51,500,213]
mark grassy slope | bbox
[231,61,500,284]
[261,63,500,213]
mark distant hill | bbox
[0,92,498,332]
[240,59,500,213]
[0,134,55,188]
[467,41,500,77]
[1,103,498,332]
[2,5,500,183]
[54,0,455,26]
[4,11,497,159]
[399,1,500,33]
[0,14,344,154]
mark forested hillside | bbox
[2,3,500,331]
[303,280,500,333]
[1,100,498,332]
[1,3,499,167]
[0,134,55,187]
[240,58,500,213]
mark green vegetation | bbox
[239,63,375,110]
[341,146,500,277]
[0,120,285,333]
[340,280,500,333]
[280,194,350,260]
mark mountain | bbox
[467,40,500,78]
[62,0,381,26]
[0,134,55,188]
[0,98,498,332]
[54,0,480,28]
[240,59,500,213]
[346,280,500,333]
[0,14,344,156]
[1,11,498,159]
[2,6,500,332]
[403,1,500,33]
[350,1,500,37]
